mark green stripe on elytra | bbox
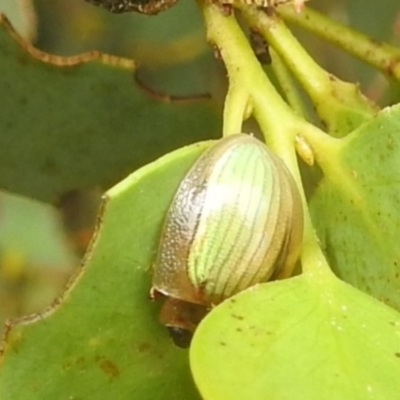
[254,156,289,283]
[187,143,250,295]
[227,145,281,295]
[227,149,275,295]
[217,147,268,298]
[187,140,277,301]
[210,143,259,299]
[187,142,245,294]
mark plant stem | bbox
[222,85,250,136]
[278,5,400,82]
[269,48,308,118]
[201,2,296,144]
[199,0,332,276]
[239,4,377,136]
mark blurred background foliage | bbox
[0,0,399,328]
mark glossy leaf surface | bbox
[191,273,400,399]
[0,141,212,399]
[0,14,220,202]
[310,105,400,310]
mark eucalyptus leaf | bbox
[310,104,400,311]
[0,140,213,400]
[191,273,400,400]
[0,14,220,202]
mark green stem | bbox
[199,0,332,276]
[278,5,400,82]
[201,1,296,143]
[222,85,249,137]
[239,4,377,136]
[269,48,308,118]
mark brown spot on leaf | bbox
[137,342,151,353]
[98,358,120,379]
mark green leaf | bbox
[191,273,400,400]
[310,104,400,310]
[0,140,213,399]
[316,80,377,137]
[0,14,220,202]
[35,0,216,96]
